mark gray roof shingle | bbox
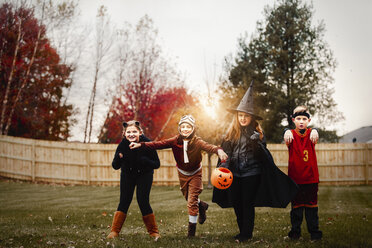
[339,126,372,143]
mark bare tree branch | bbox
[0,18,22,134]
[3,3,45,135]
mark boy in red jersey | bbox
[284,106,322,241]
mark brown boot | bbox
[107,211,126,239]
[187,222,197,237]
[143,213,160,241]
[198,200,209,224]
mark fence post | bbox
[207,153,212,188]
[86,145,90,185]
[31,141,36,182]
[365,144,369,185]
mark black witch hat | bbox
[228,80,262,120]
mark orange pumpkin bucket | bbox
[211,167,233,190]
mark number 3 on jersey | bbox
[303,150,309,162]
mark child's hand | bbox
[129,142,141,149]
[250,131,260,142]
[119,153,123,158]
[310,129,319,144]
[217,149,228,163]
[284,130,293,145]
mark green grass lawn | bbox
[0,179,371,248]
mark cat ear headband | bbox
[122,121,140,127]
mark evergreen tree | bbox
[222,0,342,142]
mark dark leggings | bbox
[117,171,153,216]
[231,174,261,238]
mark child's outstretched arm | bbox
[283,128,319,144]
[197,139,228,162]
[129,136,176,150]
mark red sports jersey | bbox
[287,128,319,184]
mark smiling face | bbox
[179,123,193,137]
[124,125,141,142]
[292,115,311,131]
[237,112,252,127]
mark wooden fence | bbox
[0,135,371,185]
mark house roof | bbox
[339,126,372,143]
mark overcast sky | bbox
[77,0,372,137]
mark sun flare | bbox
[201,96,219,120]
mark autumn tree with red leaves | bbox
[98,15,195,143]
[99,85,194,144]
[0,2,74,140]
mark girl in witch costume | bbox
[212,81,298,242]
[107,120,161,240]
[130,115,228,237]
[283,106,323,241]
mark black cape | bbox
[212,139,298,208]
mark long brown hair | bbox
[224,113,264,142]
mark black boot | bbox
[198,201,209,224]
[187,222,196,237]
[288,207,304,240]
